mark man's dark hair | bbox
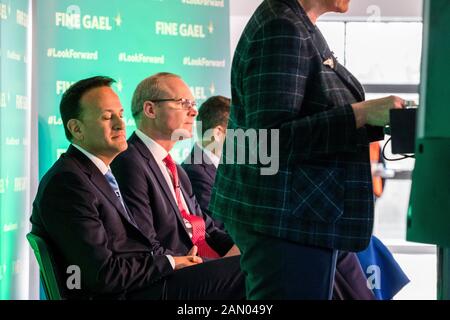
[60,76,115,141]
[197,95,230,136]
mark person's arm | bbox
[224,245,240,257]
[241,18,403,162]
[366,125,385,143]
[111,151,177,256]
[172,246,203,270]
[352,96,404,128]
[38,172,174,294]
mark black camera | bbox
[388,108,417,154]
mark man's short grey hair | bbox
[131,72,181,124]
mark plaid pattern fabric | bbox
[210,0,383,252]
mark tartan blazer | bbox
[209,0,384,252]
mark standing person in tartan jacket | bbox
[209,0,408,299]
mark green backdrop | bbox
[35,0,230,176]
[0,0,31,300]
[0,0,230,299]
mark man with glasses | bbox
[111,73,240,267]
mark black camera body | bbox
[389,108,417,154]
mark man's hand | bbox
[173,255,203,270]
[224,245,241,257]
[352,95,405,128]
[187,245,198,257]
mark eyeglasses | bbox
[151,98,197,110]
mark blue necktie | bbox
[104,169,135,225]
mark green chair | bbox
[27,232,64,300]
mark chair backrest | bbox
[27,232,64,300]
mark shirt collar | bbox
[135,129,169,164]
[197,142,220,168]
[72,143,110,175]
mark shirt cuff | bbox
[166,255,175,270]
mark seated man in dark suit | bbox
[181,96,230,230]
[30,76,244,299]
[111,72,240,260]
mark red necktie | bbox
[163,154,220,258]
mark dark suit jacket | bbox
[31,145,172,299]
[210,0,384,252]
[111,132,234,258]
[181,144,224,229]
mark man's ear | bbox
[143,101,157,119]
[67,119,83,141]
[214,125,226,140]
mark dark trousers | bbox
[227,224,338,300]
[333,251,376,300]
[128,255,245,300]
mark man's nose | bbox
[189,106,198,117]
[113,115,125,129]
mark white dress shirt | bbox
[73,143,109,175]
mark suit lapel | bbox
[333,64,365,101]
[203,162,216,182]
[90,171,131,220]
[324,56,365,102]
[178,178,196,215]
[279,0,309,24]
[194,144,216,181]
[68,145,143,234]
[313,28,365,102]
[129,134,187,227]
[178,167,205,217]
[201,154,217,182]
[284,0,365,102]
